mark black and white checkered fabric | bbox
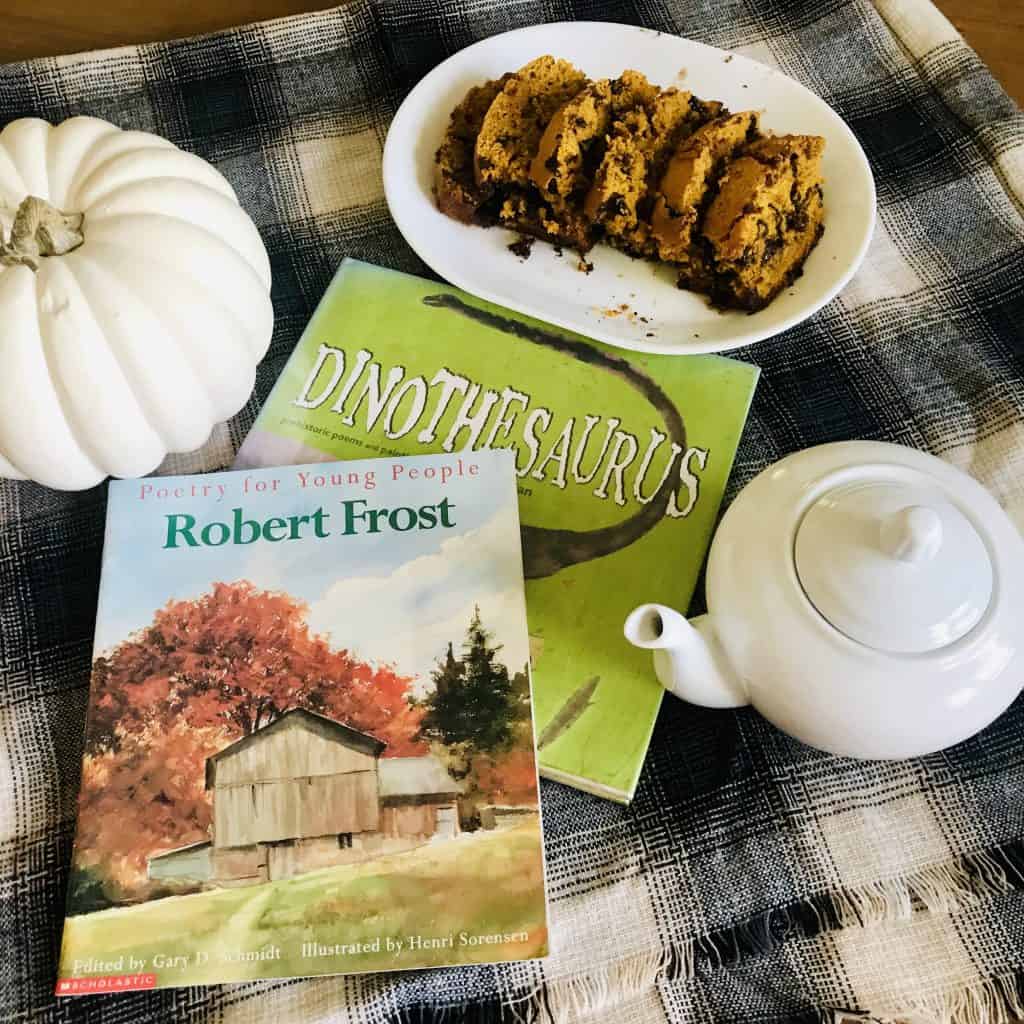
[2,1,1023,1021]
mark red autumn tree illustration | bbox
[468,749,540,805]
[75,580,424,902]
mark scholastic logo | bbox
[55,974,157,996]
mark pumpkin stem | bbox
[0,195,85,270]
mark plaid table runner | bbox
[2,0,1023,1021]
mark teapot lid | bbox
[794,472,993,654]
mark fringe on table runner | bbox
[889,972,1024,1024]
[829,847,1024,929]
[696,845,1024,966]
[392,951,675,1024]
[390,842,1024,1024]
[799,972,1024,1024]
[394,968,1024,1024]
[534,949,688,1023]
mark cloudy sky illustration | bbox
[95,454,529,685]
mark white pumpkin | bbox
[0,116,273,490]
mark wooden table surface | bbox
[0,0,1020,106]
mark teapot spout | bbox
[623,604,748,709]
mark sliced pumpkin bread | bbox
[649,110,760,268]
[434,75,513,223]
[585,90,727,255]
[697,133,826,310]
[433,59,826,313]
[474,56,588,191]
[529,70,657,207]
[647,109,761,266]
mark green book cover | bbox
[236,260,758,802]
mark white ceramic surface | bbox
[794,479,993,654]
[624,442,1024,759]
[383,21,876,356]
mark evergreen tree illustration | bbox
[421,606,516,754]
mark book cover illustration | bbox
[57,450,546,995]
[236,260,759,802]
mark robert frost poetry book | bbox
[236,260,759,803]
[56,450,547,995]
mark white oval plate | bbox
[383,21,875,355]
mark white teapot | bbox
[624,441,1024,759]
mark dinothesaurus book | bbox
[235,259,759,803]
[57,450,546,994]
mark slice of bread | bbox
[649,110,760,266]
[474,57,588,191]
[529,70,657,208]
[698,134,826,310]
[583,105,653,240]
[434,75,512,223]
[647,94,727,193]
[585,90,727,255]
